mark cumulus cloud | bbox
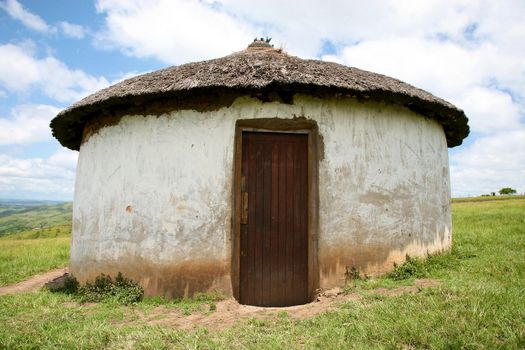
[0,104,61,145]
[0,103,83,200]
[0,149,77,200]
[0,0,54,33]
[1,0,87,40]
[94,0,256,64]
[451,129,525,196]
[456,87,522,135]
[59,21,86,39]
[0,43,109,102]
[94,0,523,64]
[47,148,78,171]
[322,38,479,99]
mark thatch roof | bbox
[51,42,469,150]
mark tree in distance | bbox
[499,187,517,195]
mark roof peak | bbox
[248,37,274,49]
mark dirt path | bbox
[133,279,440,331]
[0,268,68,296]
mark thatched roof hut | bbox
[52,39,468,307]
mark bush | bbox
[52,272,144,305]
[387,255,428,280]
[78,272,144,304]
[345,266,369,282]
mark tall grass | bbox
[0,232,70,286]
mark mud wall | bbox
[71,94,451,297]
[314,97,451,287]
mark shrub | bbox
[78,272,144,304]
[345,266,371,282]
[52,272,144,305]
[387,255,428,280]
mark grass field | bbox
[0,199,524,349]
[451,194,525,203]
[0,226,70,286]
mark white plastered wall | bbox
[71,95,451,296]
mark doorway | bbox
[238,131,309,306]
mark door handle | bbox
[241,192,249,225]
[241,175,248,225]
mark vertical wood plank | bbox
[262,141,272,305]
[239,134,247,303]
[277,141,287,305]
[285,141,294,304]
[270,142,280,304]
[254,141,264,304]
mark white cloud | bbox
[0,104,60,145]
[321,34,525,102]
[0,149,78,200]
[1,1,89,40]
[47,148,78,170]
[456,87,522,135]
[94,0,256,64]
[451,129,525,196]
[0,43,109,102]
[0,0,54,33]
[59,21,86,39]
[327,38,487,99]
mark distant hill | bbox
[0,201,72,237]
[0,199,66,206]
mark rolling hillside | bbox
[0,200,72,237]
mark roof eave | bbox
[50,85,468,150]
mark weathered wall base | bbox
[319,230,451,287]
[70,258,231,298]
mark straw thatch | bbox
[51,45,469,150]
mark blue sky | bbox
[0,0,524,200]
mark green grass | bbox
[451,194,525,203]
[0,227,70,286]
[0,199,524,349]
[2,224,72,240]
[138,292,223,315]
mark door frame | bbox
[231,117,320,303]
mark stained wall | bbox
[71,95,451,297]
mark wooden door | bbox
[239,132,308,306]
